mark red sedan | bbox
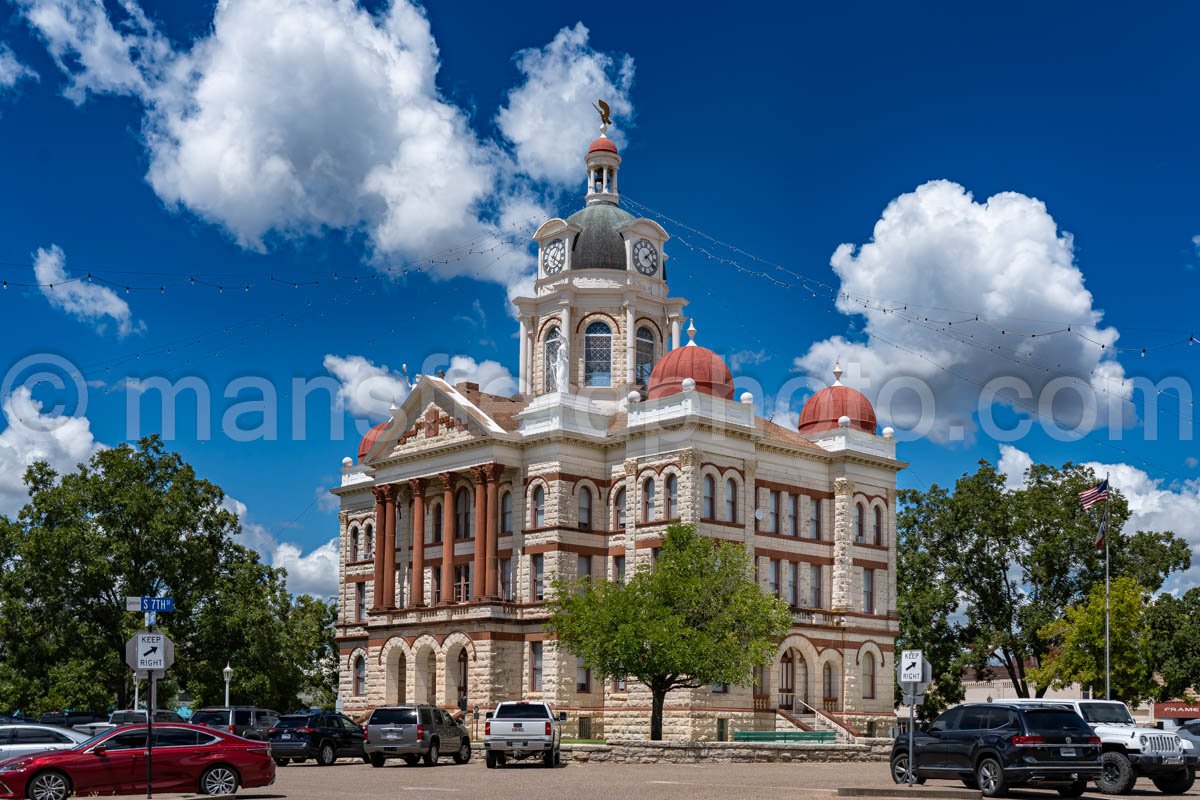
[0,723,275,800]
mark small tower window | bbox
[532,485,546,528]
[501,491,512,533]
[544,326,561,393]
[702,475,715,519]
[666,474,679,519]
[349,525,359,562]
[725,479,738,523]
[635,327,656,384]
[455,487,472,539]
[643,477,656,522]
[579,487,593,530]
[584,321,612,387]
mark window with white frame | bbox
[863,568,875,614]
[769,490,780,533]
[531,554,545,601]
[725,479,738,522]
[544,326,561,393]
[579,487,593,530]
[635,326,656,384]
[614,487,626,529]
[530,642,543,691]
[350,525,360,561]
[702,475,715,519]
[353,655,366,695]
[666,474,679,519]
[531,485,545,527]
[584,321,612,387]
[643,477,656,522]
[863,652,877,699]
[855,502,866,542]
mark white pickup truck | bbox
[483,701,566,769]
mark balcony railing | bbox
[753,694,770,712]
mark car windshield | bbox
[370,709,417,725]
[1079,702,1135,725]
[493,703,549,720]
[275,716,312,729]
[1025,710,1094,734]
[73,730,125,750]
[190,711,228,726]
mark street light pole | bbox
[223,664,233,707]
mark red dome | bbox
[647,345,735,400]
[357,420,389,461]
[798,385,877,435]
[588,136,618,154]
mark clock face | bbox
[542,239,566,274]
[633,238,658,275]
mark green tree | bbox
[0,436,336,715]
[1029,576,1154,703]
[547,524,792,740]
[898,459,1188,701]
[1146,588,1200,701]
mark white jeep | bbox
[1009,699,1196,794]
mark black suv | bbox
[892,702,1102,797]
[191,706,279,740]
[267,711,367,766]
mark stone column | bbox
[471,466,487,600]
[559,305,571,390]
[625,302,635,385]
[832,477,854,611]
[409,478,426,607]
[383,484,398,609]
[671,317,681,350]
[439,472,456,604]
[371,486,386,611]
[679,449,700,524]
[484,464,501,598]
[518,317,529,395]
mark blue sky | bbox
[0,0,1197,595]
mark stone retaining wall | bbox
[562,740,892,764]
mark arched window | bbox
[614,488,626,530]
[635,326,656,384]
[579,487,593,530]
[863,653,876,699]
[873,506,883,546]
[666,474,679,519]
[432,503,442,543]
[702,475,715,519]
[584,321,612,387]
[822,662,836,705]
[725,478,738,523]
[544,326,561,393]
[364,523,374,558]
[501,491,512,533]
[349,526,359,562]
[855,502,865,542]
[643,478,656,522]
[353,655,366,696]
[455,487,472,539]
[531,485,545,528]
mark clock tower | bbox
[517,128,685,399]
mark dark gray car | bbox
[363,705,470,767]
[191,706,279,740]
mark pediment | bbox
[361,376,509,463]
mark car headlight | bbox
[1180,739,1195,752]
[1139,735,1148,747]
[0,759,33,773]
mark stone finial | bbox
[832,359,843,386]
[686,319,697,346]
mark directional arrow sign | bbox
[899,649,924,683]
[125,631,174,673]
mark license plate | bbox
[385,731,401,740]
[1165,755,1183,764]
[1060,748,1076,757]
[282,734,292,740]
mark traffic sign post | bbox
[125,630,173,799]
[896,650,932,786]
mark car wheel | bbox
[1151,766,1195,795]
[485,751,497,769]
[274,757,290,767]
[27,770,71,800]
[369,753,386,768]
[423,740,439,766]
[976,756,1007,798]
[1058,779,1089,798]
[402,755,420,767]
[317,741,337,766]
[1097,751,1137,794]
[453,739,471,764]
[199,765,239,796]
[890,753,925,785]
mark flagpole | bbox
[1104,472,1111,701]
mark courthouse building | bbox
[332,129,905,740]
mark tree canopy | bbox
[547,523,792,739]
[0,436,337,715]
[898,459,1190,710]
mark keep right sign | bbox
[899,649,924,683]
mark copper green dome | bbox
[566,204,634,270]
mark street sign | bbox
[899,649,923,683]
[126,597,141,612]
[141,597,174,613]
[125,631,174,673]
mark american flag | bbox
[1079,479,1109,510]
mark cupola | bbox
[647,322,735,400]
[797,362,878,435]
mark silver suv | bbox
[363,705,471,767]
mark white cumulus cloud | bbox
[18,0,635,296]
[795,180,1132,444]
[998,444,1034,492]
[0,43,38,91]
[34,244,141,336]
[0,387,102,517]
[497,22,634,185]
[222,495,338,598]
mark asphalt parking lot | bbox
[206,758,1199,800]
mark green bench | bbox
[731,730,836,743]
